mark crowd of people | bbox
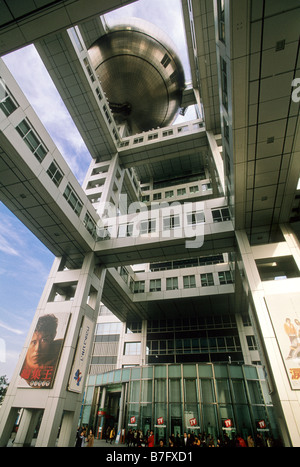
[75,427,95,447]
[75,425,280,448]
[122,428,278,448]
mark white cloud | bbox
[0,214,23,256]
[0,321,24,336]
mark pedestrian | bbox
[175,433,181,447]
[75,428,86,447]
[86,429,94,447]
[247,434,255,447]
[109,426,116,444]
[147,430,154,447]
[105,426,110,443]
[182,432,188,447]
[236,434,247,447]
[126,428,132,447]
[75,427,82,447]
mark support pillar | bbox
[0,252,106,447]
[116,383,126,443]
[98,387,106,439]
[13,409,41,447]
[0,406,18,447]
[236,229,300,447]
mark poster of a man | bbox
[19,312,69,388]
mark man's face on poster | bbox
[26,331,53,368]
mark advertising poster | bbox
[68,316,94,393]
[18,312,70,389]
[264,293,300,390]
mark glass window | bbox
[219,404,235,430]
[183,275,196,288]
[200,379,215,403]
[177,188,186,196]
[16,119,48,162]
[126,322,142,333]
[221,57,228,111]
[169,379,182,402]
[153,192,162,200]
[252,405,268,430]
[155,366,167,378]
[142,366,153,379]
[96,322,122,335]
[140,403,152,434]
[47,161,64,187]
[140,219,156,234]
[202,404,218,435]
[198,364,213,377]
[247,335,258,351]
[231,380,247,404]
[212,207,230,222]
[83,212,97,239]
[149,279,161,292]
[168,365,181,378]
[127,404,139,427]
[166,277,178,290]
[155,379,167,402]
[161,53,171,68]
[189,185,199,193]
[118,223,134,237]
[201,273,214,286]
[124,342,141,356]
[218,271,233,284]
[247,380,264,404]
[216,379,232,403]
[165,190,174,198]
[63,184,83,216]
[133,281,145,293]
[217,0,226,43]
[163,215,180,230]
[0,79,18,116]
[187,211,205,225]
[184,379,198,403]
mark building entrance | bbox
[102,391,121,438]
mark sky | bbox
[0,0,192,381]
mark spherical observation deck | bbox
[88,18,185,134]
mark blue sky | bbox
[0,0,191,381]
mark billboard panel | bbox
[264,293,300,390]
[68,316,94,393]
[18,312,70,389]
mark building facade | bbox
[0,0,300,447]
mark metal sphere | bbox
[88,18,185,134]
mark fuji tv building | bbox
[0,0,300,448]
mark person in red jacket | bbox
[236,435,247,447]
[147,430,154,447]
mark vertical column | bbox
[98,387,107,439]
[13,409,42,447]
[117,383,126,437]
[0,252,106,447]
[82,153,126,218]
[235,229,300,447]
[0,406,19,447]
[35,252,106,447]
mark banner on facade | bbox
[68,316,94,393]
[18,312,70,389]
[264,293,300,390]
